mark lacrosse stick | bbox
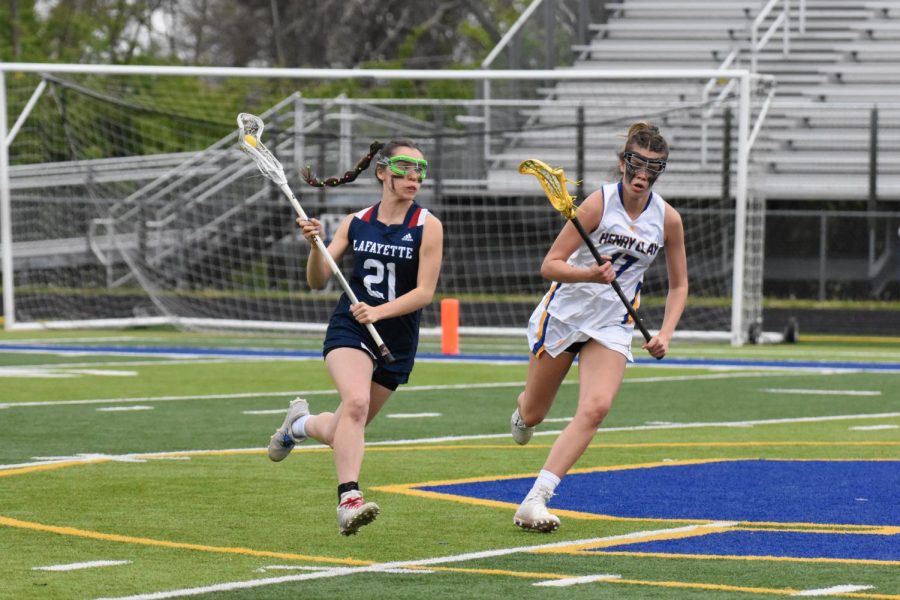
[237,113,395,364]
[519,158,656,347]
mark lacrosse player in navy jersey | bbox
[510,122,688,532]
[266,140,443,536]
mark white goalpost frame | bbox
[0,62,764,345]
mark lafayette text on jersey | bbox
[538,181,666,337]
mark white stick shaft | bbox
[277,183,389,349]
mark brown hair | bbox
[301,140,384,188]
[617,121,669,161]
[301,138,425,187]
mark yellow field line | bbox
[0,515,371,566]
[3,441,896,480]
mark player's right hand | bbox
[586,256,616,284]
[296,217,321,244]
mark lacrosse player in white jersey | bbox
[510,122,688,532]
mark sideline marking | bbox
[386,412,442,419]
[257,565,432,574]
[851,425,898,431]
[33,560,132,571]
[533,573,621,587]
[0,367,138,379]
[761,388,881,396]
[794,584,875,596]
[97,406,154,412]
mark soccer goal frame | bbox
[0,63,770,346]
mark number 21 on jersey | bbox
[363,258,396,301]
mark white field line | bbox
[0,359,246,368]
[680,348,900,360]
[34,560,131,571]
[793,584,875,596]
[256,565,432,574]
[6,336,145,344]
[0,367,137,378]
[849,424,898,431]
[96,406,154,412]
[760,388,881,396]
[533,574,622,587]
[0,389,326,409]
[91,523,735,600]
[6,411,899,471]
[361,411,900,447]
[0,347,320,361]
[0,370,827,410]
[385,413,442,419]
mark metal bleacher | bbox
[494,0,900,202]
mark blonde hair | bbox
[617,121,669,160]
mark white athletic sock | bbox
[533,469,561,493]
[291,415,311,438]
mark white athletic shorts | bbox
[526,303,634,362]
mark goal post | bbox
[0,63,770,345]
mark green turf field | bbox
[1,329,898,600]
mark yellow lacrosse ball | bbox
[243,134,258,148]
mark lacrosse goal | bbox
[0,64,770,345]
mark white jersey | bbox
[529,182,666,356]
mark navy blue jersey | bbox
[324,202,429,377]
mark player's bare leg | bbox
[511,351,574,445]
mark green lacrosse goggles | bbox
[385,155,428,180]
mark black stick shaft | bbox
[570,217,654,344]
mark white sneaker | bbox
[337,490,380,536]
[513,485,560,532]
[510,408,535,445]
[267,398,309,462]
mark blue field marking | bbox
[2,343,900,371]
[415,460,900,563]
[592,529,900,562]
[418,460,900,527]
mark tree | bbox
[158,0,528,69]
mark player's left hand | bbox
[642,335,669,359]
[350,302,381,325]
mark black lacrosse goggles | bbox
[623,151,667,176]
[382,155,428,181]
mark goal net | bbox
[0,65,770,344]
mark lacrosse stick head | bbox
[237,112,287,186]
[518,158,577,219]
